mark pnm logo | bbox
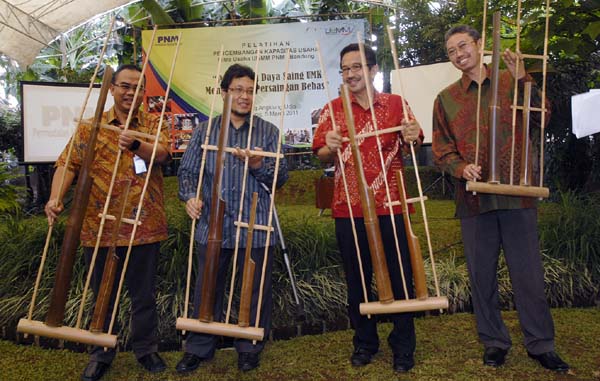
[325,26,353,35]
[157,35,179,44]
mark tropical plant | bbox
[0,160,24,213]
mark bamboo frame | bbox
[225,49,261,325]
[19,28,182,348]
[468,0,551,198]
[18,17,117,341]
[106,31,183,339]
[177,49,288,342]
[181,46,225,327]
[17,66,115,346]
[357,32,411,302]
[74,26,165,338]
[347,25,447,315]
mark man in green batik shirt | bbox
[432,24,569,373]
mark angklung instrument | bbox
[17,26,182,348]
[466,0,551,198]
[316,32,448,317]
[176,49,287,342]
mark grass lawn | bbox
[2,308,599,381]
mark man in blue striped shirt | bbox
[176,64,288,374]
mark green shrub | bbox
[0,160,25,213]
[538,191,600,283]
[1,176,598,349]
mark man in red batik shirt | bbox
[312,43,423,373]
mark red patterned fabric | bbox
[312,92,423,218]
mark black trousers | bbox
[335,215,416,355]
[184,245,274,358]
[83,243,160,364]
[460,208,555,354]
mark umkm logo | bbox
[325,26,353,35]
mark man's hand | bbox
[325,130,343,153]
[185,198,203,219]
[118,129,137,151]
[462,163,482,181]
[233,147,264,169]
[45,199,64,226]
[401,120,421,143]
[502,49,526,80]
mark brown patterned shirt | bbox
[432,67,548,218]
[56,107,169,247]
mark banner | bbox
[142,19,366,154]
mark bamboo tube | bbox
[395,170,427,300]
[519,82,533,186]
[89,180,132,333]
[487,12,502,184]
[25,16,117,330]
[198,94,232,323]
[341,84,393,304]
[183,46,225,323]
[45,66,113,327]
[238,193,259,328]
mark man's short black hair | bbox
[339,43,377,67]
[220,64,256,90]
[112,64,142,84]
[444,25,481,44]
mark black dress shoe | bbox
[527,351,569,372]
[483,347,508,367]
[81,361,110,381]
[393,353,415,372]
[138,352,166,373]
[350,348,376,366]
[176,353,210,374]
[238,352,260,372]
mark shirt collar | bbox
[349,89,383,108]
[223,114,251,131]
[460,64,491,91]
[107,106,139,127]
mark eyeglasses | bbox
[447,40,476,58]
[227,87,254,97]
[339,63,372,75]
[113,82,145,93]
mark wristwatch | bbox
[129,139,141,152]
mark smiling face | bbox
[223,76,254,119]
[110,69,144,116]
[340,50,378,97]
[446,32,482,75]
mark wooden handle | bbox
[90,179,132,332]
[341,85,393,304]
[198,93,233,323]
[395,170,428,300]
[45,66,113,327]
[238,192,259,327]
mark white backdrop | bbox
[391,61,462,144]
[21,82,114,163]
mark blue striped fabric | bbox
[178,114,288,248]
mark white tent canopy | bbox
[0,0,135,67]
